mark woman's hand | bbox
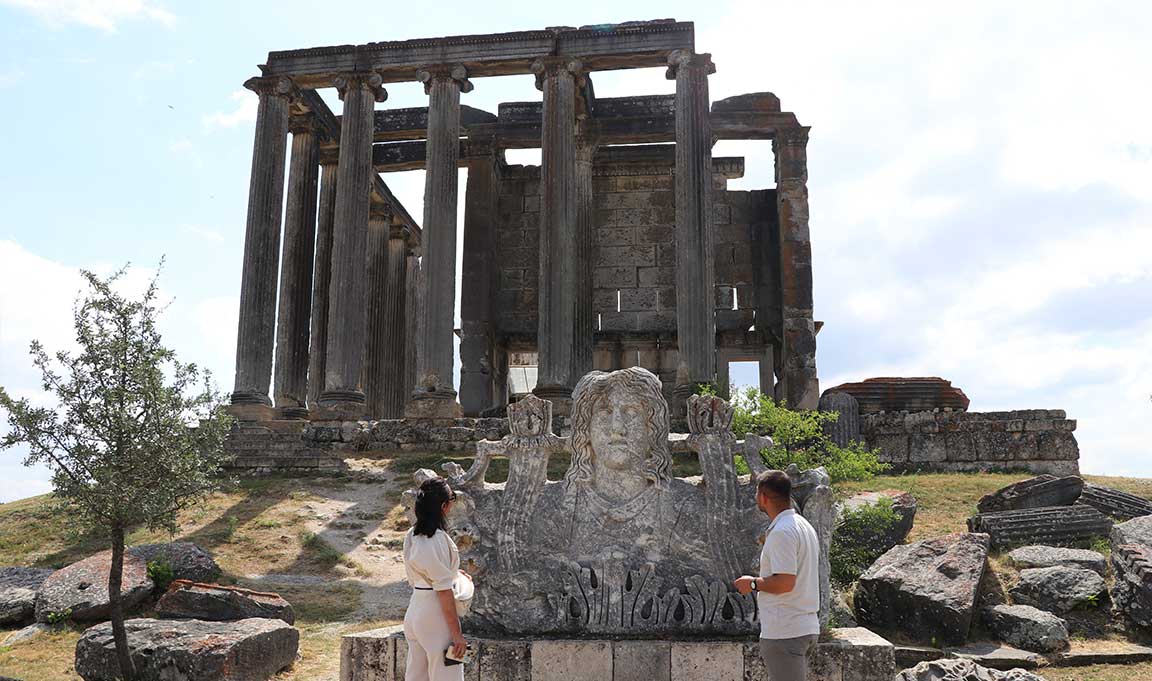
[451,633,467,659]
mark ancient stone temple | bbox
[227,20,820,445]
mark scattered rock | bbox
[977,475,1083,514]
[1055,642,1152,666]
[983,604,1069,653]
[895,658,1045,681]
[1112,513,1152,548]
[1110,542,1152,630]
[968,505,1111,550]
[127,542,220,584]
[841,490,917,546]
[156,580,295,624]
[1,622,49,646]
[1078,483,1152,521]
[895,645,947,669]
[1006,545,1107,576]
[1009,566,1105,614]
[854,532,990,646]
[75,617,299,681]
[0,567,54,625]
[34,551,152,623]
[947,642,1041,671]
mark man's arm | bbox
[733,573,796,595]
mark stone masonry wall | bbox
[860,409,1080,475]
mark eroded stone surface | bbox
[0,567,53,625]
[983,604,1069,653]
[977,475,1083,513]
[127,542,221,584]
[895,658,1046,681]
[156,580,295,624]
[1006,545,1106,575]
[1009,566,1104,614]
[854,533,989,645]
[35,550,152,623]
[75,617,299,681]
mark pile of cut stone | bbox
[0,542,298,681]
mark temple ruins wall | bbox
[859,409,1080,475]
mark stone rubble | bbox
[127,542,221,584]
[1009,566,1105,615]
[895,658,1046,681]
[156,580,295,624]
[977,475,1083,514]
[0,567,53,625]
[1078,483,1152,521]
[967,505,1112,550]
[1006,545,1107,576]
[983,604,1069,653]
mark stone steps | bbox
[967,505,1113,549]
[1079,484,1152,520]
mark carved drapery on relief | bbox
[403,367,832,636]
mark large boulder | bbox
[127,542,220,584]
[895,658,1046,681]
[1112,513,1152,548]
[34,551,152,623]
[1110,515,1152,630]
[854,533,990,646]
[841,490,917,545]
[1006,545,1106,576]
[0,567,54,625]
[1009,566,1104,614]
[983,604,1069,653]
[156,580,295,624]
[977,475,1083,513]
[75,617,298,681]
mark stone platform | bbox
[340,626,895,681]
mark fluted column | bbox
[380,225,410,417]
[404,250,422,400]
[307,158,338,408]
[407,64,471,419]
[667,50,718,400]
[273,115,320,418]
[459,146,498,417]
[319,72,387,413]
[531,57,582,410]
[231,76,295,409]
[571,128,596,387]
[774,126,820,409]
[363,204,391,418]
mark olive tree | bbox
[0,266,233,680]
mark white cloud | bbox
[203,89,257,130]
[0,0,175,31]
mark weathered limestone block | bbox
[819,390,860,447]
[670,641,743,681]
[1009,566,1105,614]
[841,490,917,547]
[0,567,53,625]
[35,550,153,623]
[1111,543,1152,630]
[127,542,221,584]
[854,533,990,645]
[614,640,670,681]
[1006,545,1107,576]
[156,580,295,624]
[75,617,299,681]
[1079,483,1152,520]
[895,658,1045,681]
[530,640,611,681]
[976,475,1084,513]
[967,505,1111,550]
[786,463,834,628]
[983,604,1069,653]
[1112,513,1152,547]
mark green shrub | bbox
[703,386,888,483]
[147,558,175,592]
[830,498,901,585]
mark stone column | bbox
[273,115,319,418]
[667,50,718,403]
[319,73,387,414]
[407,64,471,419]
[362,204,391,419]
[460,146,498,417]
[571,129,596,386]
[404,251,423,400]
[774,126,820,410]
[531,57,583,411]
[231,76,295,411]
[380,225,410,418]
[307,158,338,408]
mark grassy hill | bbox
[2,460,1152,680]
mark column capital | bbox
[334,72,388,103]
[288,113,318,136]
[665,50,716,80]
[773,125,811,149]
[318,145,339,165]
[389,224,411,242]
[244,75,298,100]
[531,56,585,91]
[369,201,393,223]
[416,64,474,95]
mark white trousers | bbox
[403,590,463,681]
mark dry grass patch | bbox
[1043,662,1152,680]
[0,625,82,680]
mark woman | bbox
[402,476,469,681]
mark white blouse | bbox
[403,527,460,590]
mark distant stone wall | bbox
[305,417,512,453]
[860,409,1079,475]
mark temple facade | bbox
[228,20,819,426]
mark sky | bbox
[1,0,1150,502]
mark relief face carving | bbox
[409,367,832,636]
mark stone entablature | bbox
[860,409,1079,475]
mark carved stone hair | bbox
[565,367,672,488]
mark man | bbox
[734,470,820,681]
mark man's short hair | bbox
[757,470,792,501]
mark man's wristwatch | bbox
[751,578,759,592]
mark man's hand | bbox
[733,575,758,595]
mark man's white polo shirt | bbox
[757,508,820,639]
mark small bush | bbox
[830,498,902,585]
[146,559,175,592]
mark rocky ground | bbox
[1,463,1151,679]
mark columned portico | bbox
[531,57,583,411]
[307,158,338,408]
[231,76,295,409]
[406,65,471,419]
